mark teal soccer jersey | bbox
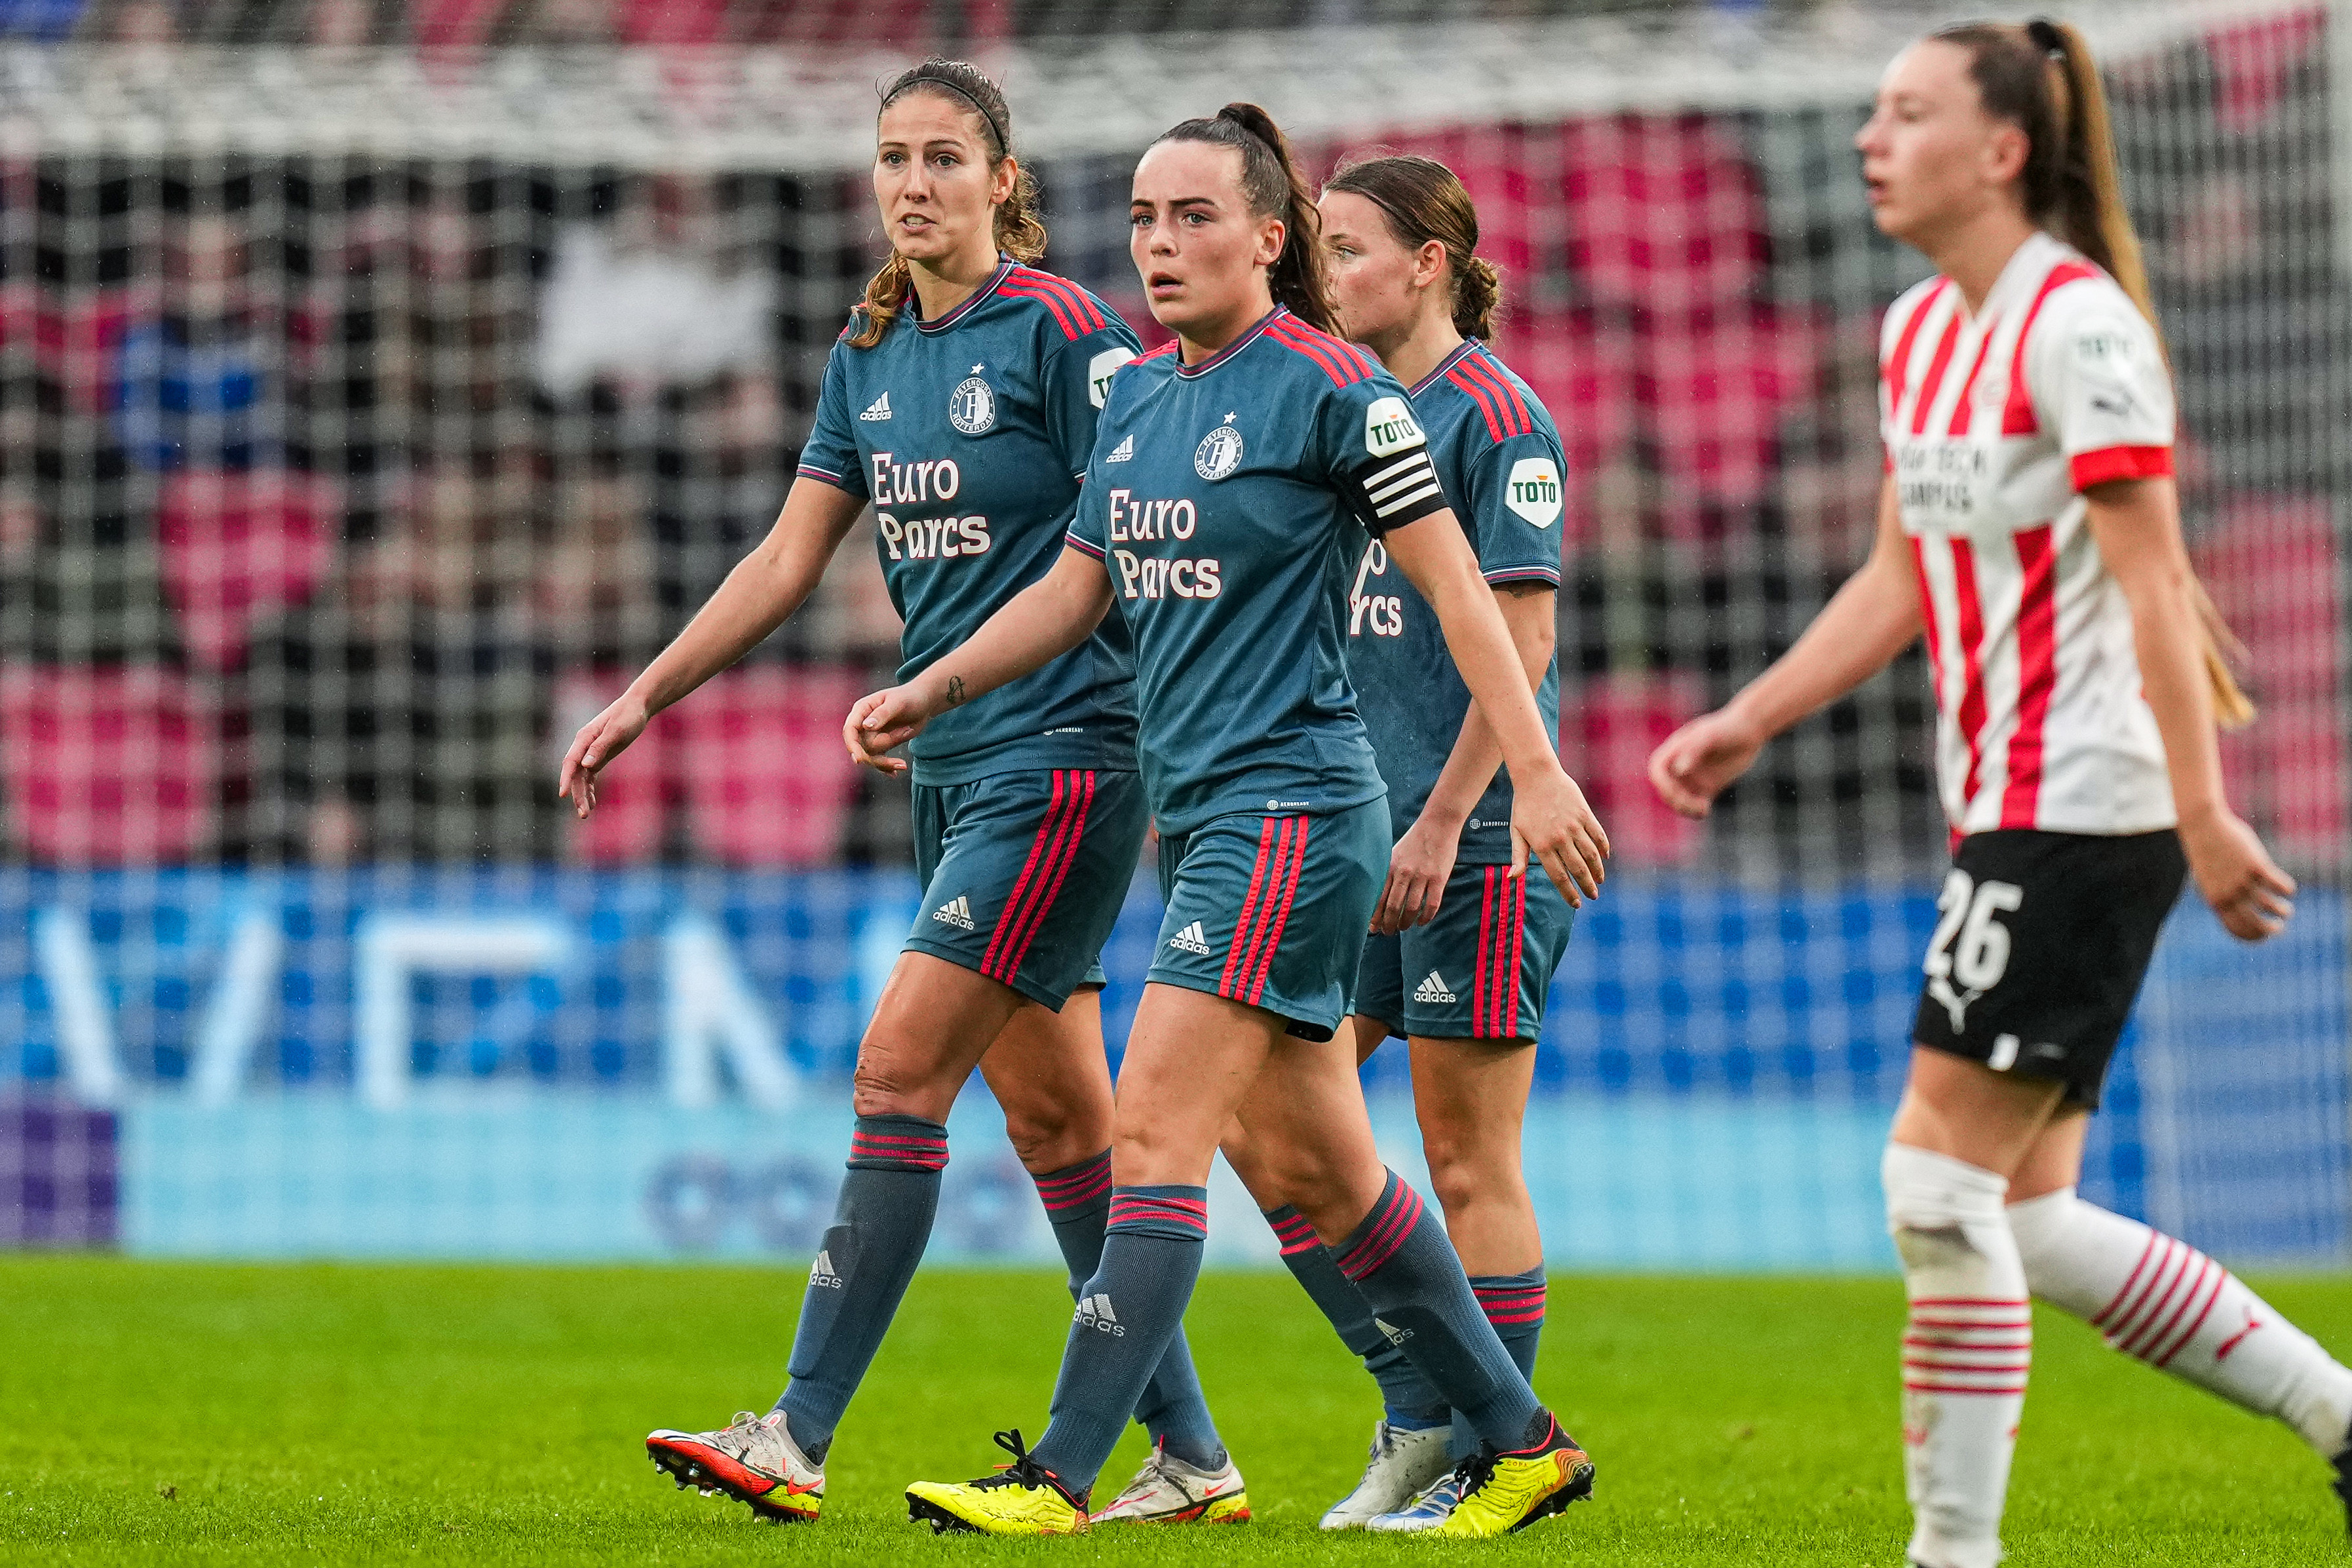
[1347,339,1566,864]
[798,258,1144,784]
[1064,307,1452,835]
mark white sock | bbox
[1884,1143,2026,1568]
[2008,1187,2352,1456]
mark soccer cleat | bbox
[645,1409,824,1525]
[904,1428,1090,1536]
[1365,1466,1466,1532]
[1088,1438,1250,1525]
[1423,1414,1594,1539]
[1318,1419,1453,1529]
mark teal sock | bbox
[1265,1204,1448,1430]
[1334,1171,1546,1452]
[773,1115,948,1460]
[1028,1185,1210,1497]
[1450,1267,1547,1459]
[1033,1151,1226,1470]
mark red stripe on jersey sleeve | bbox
[999,279,1081,339]
[1446,367,1507,443]
[2001,260,2104,436]
[1137,340,1180,361]
[1267,316,1364,386]
[2070,444,2174,489]
[1457,355,1533,437]
[1010,267,1108,334]
[1998,524,2060,830]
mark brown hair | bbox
[1325,153,1501,339]
[1152,104,1337,334]
[1936,17,2252,725]
[847,59,1046,351]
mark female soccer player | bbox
[1218,153,1575,1533]
[859,103,1609,1539]
[1648,22,2352,1566]
[556,58,1238,1527]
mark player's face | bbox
[1857,40,2030,249]
[1129,141,1285,337]
[874,92,1014,269]
[1319,189,1427,349]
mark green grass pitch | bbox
[5,1257,2348,1564]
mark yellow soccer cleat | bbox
[905,1429,1090,1537]
[1423,1415,1595,1539]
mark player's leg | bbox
[1885,1049,2062,1568]
[646,950,1024,1520]
[2003,1110,2352,1521]
[984,990,1241,1523]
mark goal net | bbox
[0,0,2343,1268]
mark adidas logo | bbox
[1167,920,1212,956]
[858,392,892,421]
[1076,1293,1125,1336]
[1104,432,1135,463]
[809,1250,843,1288]
[932,895,975,931]
[1374,1316,1414,1347]
[1414,970,1458,1004]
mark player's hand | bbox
[1648,707,1766,820]
[556,692,650,820]
[1508,763,1609,908]
[1374,814,1461,934]
[845,683,938,775]
[2179,804,2295,942]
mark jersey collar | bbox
[1173,305,1285,378]
[1409,336,1482,397]
[914,256,1014,335]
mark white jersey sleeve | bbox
[2022,280,2176,491]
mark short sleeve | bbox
[1064,469,1109,562]
[1460,429,1568,588]
[1320,373,1448,537]
[1041,310,1145,477]
[794,335,868,498]
[2028,289,2176,491]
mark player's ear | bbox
[1982,120,2031,191]
[1416,237,1447,292]
[991,154,1019,208]
[1254,214,1286,270]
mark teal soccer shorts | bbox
[904,768,1148,1010]
[1355,861,1574,1044]
[1147,800,1389,1041]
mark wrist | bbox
[2176,797,2230,832]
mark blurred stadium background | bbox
[0,0,2343,1274]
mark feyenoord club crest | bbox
[1194,417,1244,481]
[949,368,997,435]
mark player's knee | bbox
[850,1050,947,1120]
[1882,1142,2009,1269]
[1419,1128,1517,1217]
[999,1098,1102,1174]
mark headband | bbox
[883,75,1010,159]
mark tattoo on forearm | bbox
[944,675,967,708]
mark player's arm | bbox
[1648,480,1919,819]
[846,544,1114,774]
[2086,477,2293,941]
[1383,514,1606,904]
[1376,582,1554,932]
[558,476,864,814]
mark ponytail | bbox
[848,59,1047,351]
[1153,104,1338,334]
[1938,18,2254,727]
[1325,152,1503,338]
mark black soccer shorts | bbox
[1911,827,2188,1110]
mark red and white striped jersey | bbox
[1880,230,2178,838]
